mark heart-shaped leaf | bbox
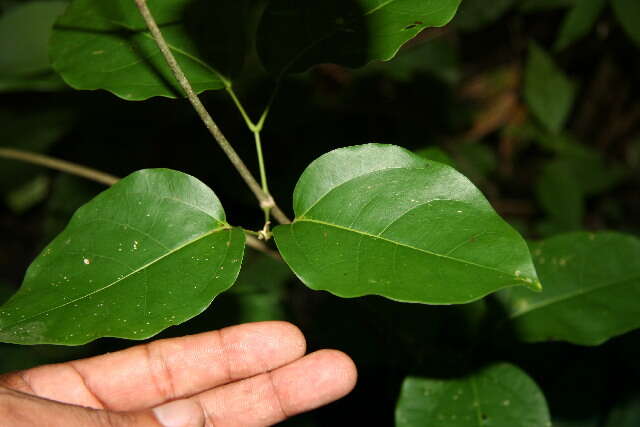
[395,363,551,427]
[0,169,245,345]
[273,144,540,304]
[499,231,640,346]
[50,0,248,100]
[256,0,462,74]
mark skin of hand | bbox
[0,321,357,427]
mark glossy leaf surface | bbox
[50,0,247,100]
[0,169,245,345]
[256,0,462,74]
[274,144,540,304]
[499,232,640,346]
[524,43,576,133]
[395,363,551,427]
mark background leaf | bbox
[453,0,515,32]
[0,1,68,75]
[524,42,576,133]
[612,0,640,48]
[0,169,245,345]
[554,0,606,51]
[274,144,540,304]
[499,231,640,346]
[50,0,248,100]
[395,363,551,427]
[256,0,462,74]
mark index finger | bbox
[0,321,306,411]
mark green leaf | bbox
[524,42,576,133]
[612,0,640,48]
[5,175,50,214]
[414,146,456,168]
[0,108,74,194]
[50,0,248,100]
[0,1,69,75]
[273,144,540,305]
[499,231,640,346]
[605,395,640,427]
[554,0,606,51]
[395,363,551,427]
[535,159,584,235]
[256,0,462,74]
[0,169,245,345]
[454,0,515,32]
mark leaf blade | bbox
[499,231,640,346]
[0,169,245,345]
[274,144,540,305]
[256,0,462,74]
[395,363,551,427]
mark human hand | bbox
[0,321,357,426]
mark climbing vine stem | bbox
[134,0,291,226]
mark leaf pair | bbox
[50,0,462,100]
[0,144,539,345]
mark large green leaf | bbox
[0,169,245,345]
[395,363,551,427]
[499,232,640,346]
[256,0,462,74]
[612,0,640,48]
[554,0,606,51]
[273,144,540,305]
[524,42,576,133]
[50,0,247,100]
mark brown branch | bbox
[0,148,118,186]
[133,0,291,225]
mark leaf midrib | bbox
[509,272,640,319]
[0,225,231,332]
[295,217,535,284]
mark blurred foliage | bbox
[0,0,639,424]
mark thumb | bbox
[0,387,204,427]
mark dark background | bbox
[1,0,639,425]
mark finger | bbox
[171,349,357,427]
[0,321,306,411]
[0,386,177,427]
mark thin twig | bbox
[245,234,282,261]
[0,148,118,186]
[1,146,282,258]
[134,0,291,225]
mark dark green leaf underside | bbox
[50,0,247,100]
[257,0,462,74]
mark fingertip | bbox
[274,349,358,416]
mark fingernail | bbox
[152,399,204,427]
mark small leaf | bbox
[273,144,540,305]
[395,363,551,427]
[554,0,606,51]
[499,231,640,346]
[0,169,245,345]
[50,0,248,100]
[612,0,640,48]
[256,0,462,74]
[524,42,577,133]
[454,0,516,32]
